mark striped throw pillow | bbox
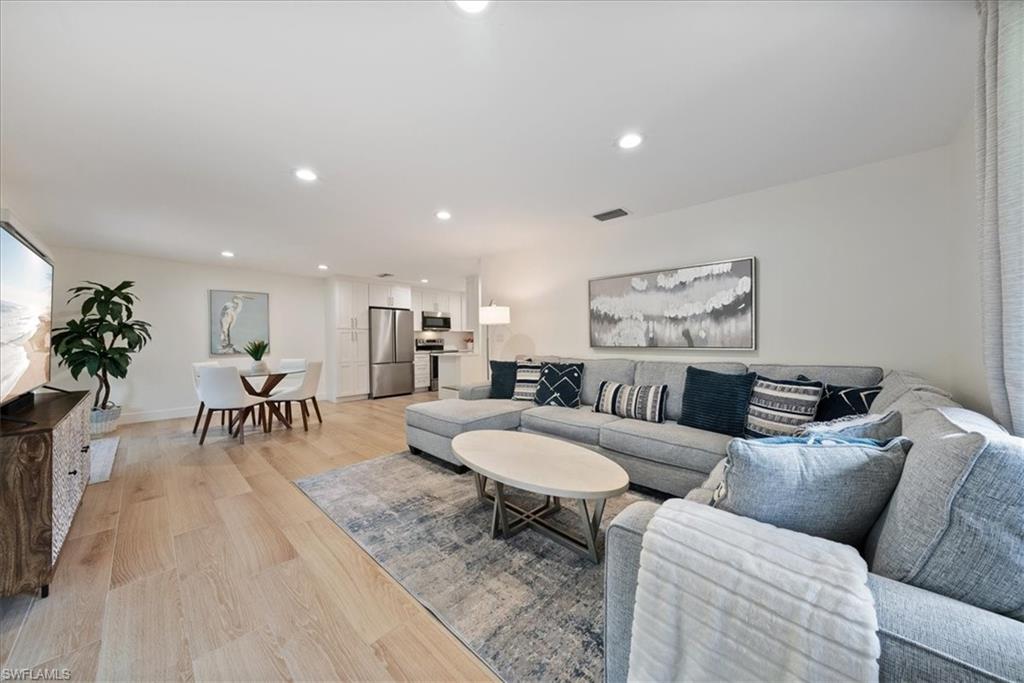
[593,381,669,423]
[512,360,543,401]
[745,376,824,438]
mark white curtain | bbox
[977,0,1024,435]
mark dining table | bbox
[238,366,305,430]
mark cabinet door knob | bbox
[68,469,78,476]
[81,445,90,453]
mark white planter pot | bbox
[250,359,269,373]
[90,405,122,435]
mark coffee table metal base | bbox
[474,473,607,563]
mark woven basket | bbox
[90,405,122,435]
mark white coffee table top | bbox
[452,430,630,500]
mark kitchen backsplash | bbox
[415,330,475,350]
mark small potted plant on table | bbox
[51,280,152,434]
[244,339,270,373]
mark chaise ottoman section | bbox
[405,398,532,467]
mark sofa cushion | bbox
[512,360,543,401]
[744,376,824,438]
[489,360,517,399]
[599,419,730,474]
[866,408,1024,621]
[534,362,584,408]
[749,364,883,388]
[405,399,531,438]
[717,435,911,546]
[871,370,953,413]
[635,361,747,422]
[800,410,903,441]
[889,391,960,439]
[579,359,636,406]
[520,405,621,445]
[678,366,758,437]
[593,381,668,423]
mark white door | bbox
[391,285,412,309]
[369,284,391,308]
[352,283,370,329]
[411,290,423,331]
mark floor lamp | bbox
[479,301,511,379]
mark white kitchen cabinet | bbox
[336,329,370,397]
[411,290,423,331]
[369,284,412,309]
[450,293,464,331]
[337,362,370,397]
[337,329,369,364]
[421,289,449,313]
[336,280,370,329]
[413,353,430,390]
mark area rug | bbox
[294,451,655,682]
[88,435,120,483]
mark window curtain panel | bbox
[977,0,1024,435]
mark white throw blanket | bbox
[628,500,880,683]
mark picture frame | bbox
[209,289,270,356]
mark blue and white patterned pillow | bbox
[594,381,668,423]
[512,360,543,401]
[534,363,584,407]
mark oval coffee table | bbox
[452,430,629,563]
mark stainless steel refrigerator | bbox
[369,307,414,398]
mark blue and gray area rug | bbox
[294,451,653,682]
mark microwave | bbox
[422,312,451,331]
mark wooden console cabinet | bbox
[1,391,91,597]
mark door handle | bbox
[68,469,78,476]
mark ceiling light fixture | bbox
[435,210,452,221]
[295,168,318,182]
[317,264,329,270]
[617,132,644,150]
[420,278,429,283]
[220,251,235,258]
[454,1,490,14]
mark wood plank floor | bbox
[1,393,496,682]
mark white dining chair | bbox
[196,365,266,445]
[270,358,306,396]
[191,361,220,435]
[267,361,323,431]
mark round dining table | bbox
[237,366,305,430]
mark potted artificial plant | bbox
[244,339,270,373]
[51,280,152,434]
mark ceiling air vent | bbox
[593,208,629,222]
[375,272,395,278]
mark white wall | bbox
[481,142,988,411]
[48,247,327,423]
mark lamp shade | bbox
[479,304,510,326]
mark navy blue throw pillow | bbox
[678,367,758,437]
[489,360,518,399]
[534,362,584,407]
[798,375,881,421]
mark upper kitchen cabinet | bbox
[450,293,464,331]
[411,289,423,331]
[421,289,450,315]
[336,280,370,329]
[369,284,412,309]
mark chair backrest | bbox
[192,361,220,392]
[280,358,306,371]
[197,365,247,409]
[295,361,323,398]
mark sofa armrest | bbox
[604,501,661,683]
[869,573,1024,682]
[458,382,492,400]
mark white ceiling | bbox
[1,0,974,290]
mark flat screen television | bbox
[0,221,54,406]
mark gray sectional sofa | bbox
[406,358,884,497]
[405,357,1024,682]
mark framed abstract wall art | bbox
[589,257,756,350]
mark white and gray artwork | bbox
[589,257,755,349]
[209,290,269,355]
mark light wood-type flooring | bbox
[1,393,497,681]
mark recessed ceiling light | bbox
[454,1,489,14]
[617,132,644,150]
[420,278,429,283]
[435,210,452,221]
[295,168,318,182]
[317,264,329,271]
[220,251,235,258]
